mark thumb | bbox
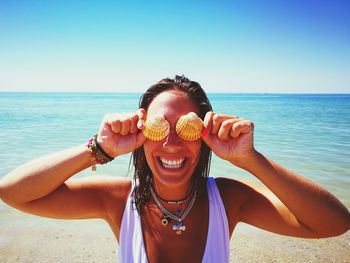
[135,131,147,149]
[201,111,214,148]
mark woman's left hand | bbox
[201,112,256,166]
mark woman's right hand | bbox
[97,108,147,158]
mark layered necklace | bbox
[150,185,197,235]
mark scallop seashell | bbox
[143,114,170,141]
[176,112,203,141]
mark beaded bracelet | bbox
[86,134,114,171]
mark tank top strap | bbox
[201,177,230,263]
[117,180,148,263]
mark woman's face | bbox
[143,90,202,188]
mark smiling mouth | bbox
[159,157,186,169]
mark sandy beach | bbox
[1,208,349,263]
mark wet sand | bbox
[0,210,349,263]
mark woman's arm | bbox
[0,145,94,205]
[202,112,350,238]
[237,150,349,237]
[0,109,146,221]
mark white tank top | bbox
[117,177,230,262]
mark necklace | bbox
[152,184,195,205]
[150,186,197,235]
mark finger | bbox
[218,118,241,141]
[230,120,254,139]
[202,111,214,134]
[137,108,146,121]
[103,113,121,134]
[136,108,147,129]
[99,113,112,135]
[120,114,131,136]
[129,114,139,134]
[211,114,239,135]
[201,111,214,146]
[109,115,122,134]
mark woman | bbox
[0,75,349,262]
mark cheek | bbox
[190,141,202,161]
[143,141,157,166]
[143,139,202,166]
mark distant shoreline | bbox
[1,91,350,95]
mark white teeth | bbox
[160,158,185,169]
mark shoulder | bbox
[215,176,266,197]
[214,177,265,233]
[214,177,269,208]
[67,175,132,218]
[67,175,133,237]
[215,176,253,198]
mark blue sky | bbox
[0,0,349,93]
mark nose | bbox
[162,130,182,152]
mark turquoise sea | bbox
[0,92,349,208]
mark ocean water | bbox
[0,92,349,208]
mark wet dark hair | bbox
[132,75,213,214]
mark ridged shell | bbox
[143,114,170,141]
[176,112,203,141]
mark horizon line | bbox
[1,91,349,95]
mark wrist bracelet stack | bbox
[86,134,114,171]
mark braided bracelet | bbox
[86,134,114,171]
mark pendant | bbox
[173,221,186,235]
[175,208,182,215]
[161,215,169,226]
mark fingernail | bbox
[201,127,209,137]
[137,120,144,129]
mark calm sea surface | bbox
[0,93,349,207]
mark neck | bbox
[152,177,194,202]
